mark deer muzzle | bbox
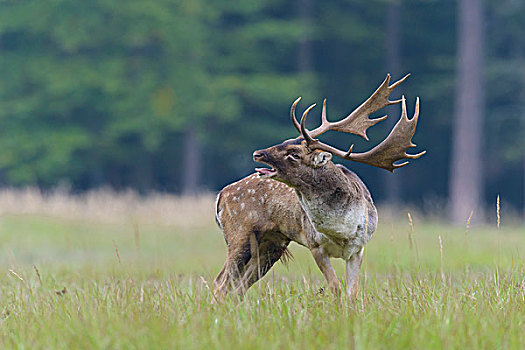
[253,150,278,177]
[253,150,266,162]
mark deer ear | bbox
[312,151,332,168]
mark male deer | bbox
[213,74,425,300]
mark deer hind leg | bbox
[213,237,251,300]
[213,230,290,300]
[345,248,364,299]
[310,246,342,296]
[214,232,290,300]
[239,233,291,295]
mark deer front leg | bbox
[345,248,364,299]
[310,247,342,296]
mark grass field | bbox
[0,190,524,349]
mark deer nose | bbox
[253,150,266,161]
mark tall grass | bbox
[0,189,524,349]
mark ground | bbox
[0,191,524,349]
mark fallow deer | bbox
[213,74,425,300]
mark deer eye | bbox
[286,153,300,161]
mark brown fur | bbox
[213,138,377,299]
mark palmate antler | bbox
[291,74,426,172]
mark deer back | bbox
[215,173,311,248]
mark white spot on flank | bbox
[233,210,237,215]
[248,211,259,220]
[260,197,265,204]
[237,187,241,191]
[251,197,256,202]
[233,196,238,201]
[240,203,245,210]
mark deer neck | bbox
[292,163,363,235]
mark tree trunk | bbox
[383,0,403,206]
[449,0,484,223]
[182,128,201,195]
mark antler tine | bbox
[299,101,356,158]
[389,73,411,91]
[299,103,317,145]
[290,97,302,134]
[403,97,426,159]
[321,99,328,125]
[309,74,410,140]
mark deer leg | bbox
[345,248,364,299]
[310,247,341,296]
[213,237,252,300]
[237,234,290,294]
[214,231,290,300]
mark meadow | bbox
[0,189,524,349]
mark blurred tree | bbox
[202,1,318,189]
[484,0,525,219]
[450,0,484,223]
[0,0,242,192]
[383,0,402,205]
[0,0,523,215]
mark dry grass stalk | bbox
[199,276,218,304]
[407,212,419,262]
[113,240,121,264]
[438,235,445,283]
[407,214,414,250]
[33,265,42,285]
[496,195,501,265]
[465,210,473,237]
[496,195,501,229]
[8,269,24,282]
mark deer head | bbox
[253,74,426,186]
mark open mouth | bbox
[255,166,277,177]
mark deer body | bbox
[214,163,376,298]
[213,74,424,300]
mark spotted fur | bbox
[213,144,377,300]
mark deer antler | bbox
[299,96,425,172]
[291,73,410,140]
[293,73,425,172]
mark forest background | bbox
[0,0,523,222]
